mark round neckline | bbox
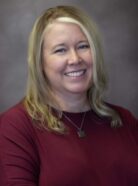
[62,108,92,115]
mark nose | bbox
[68,49,82,65]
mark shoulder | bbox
[1,101,29,122]
[108,103,138,144]
[108,103,138,138]
[0,101,35,140]
[108,103,137,124]
[0,101,39,162]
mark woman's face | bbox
[42,22,93,98]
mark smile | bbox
[64,70,86,77]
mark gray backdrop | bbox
[0,0,138,117]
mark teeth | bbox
[65,70,85,77]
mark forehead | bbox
[43,21,88,42]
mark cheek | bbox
[87,57,93,71]
[84,50,93,66]
[87,56,93,80]
[43,55,55,72]
[43,59,64,77]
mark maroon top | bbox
[0,102,138,186]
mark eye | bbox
[54,48,67,54]
[78,43,90,50]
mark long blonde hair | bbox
[24,5,122,133]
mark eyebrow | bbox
[53,43,65,48]
[53,40,89,47]
[78,40,89,44]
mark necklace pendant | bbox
[77,130,86,138]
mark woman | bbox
[0,5,138,186]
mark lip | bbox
[64,69,86,77]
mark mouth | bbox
[64,69,86,77]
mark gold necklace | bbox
[63,112,86,138]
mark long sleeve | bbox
[0,103,138,186]
[0,107,40,186]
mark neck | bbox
[51,92,90,113]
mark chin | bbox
[68,88,88,94]
[64,83,90,94]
